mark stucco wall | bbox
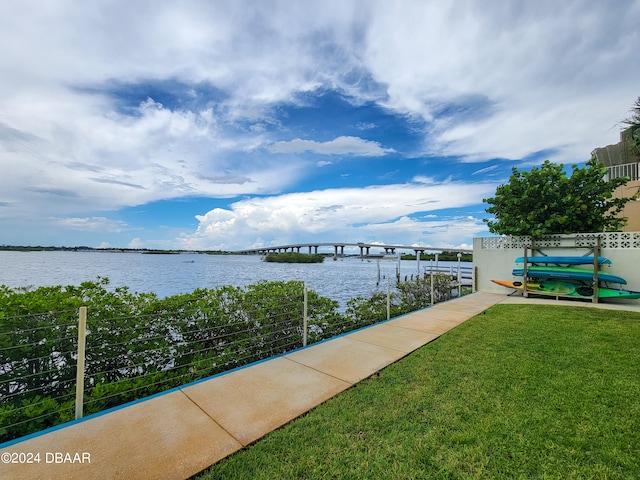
[614,179,640,231]
[473,232,640,301]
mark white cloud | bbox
[54,217,128,232]
[269,136,394,156]
[180,180,496,250]
[128,238,144,249]
[472,165,499,176]
[0,96,305,218]
[356,122,377,130]
[363,0,640,163]
[0,1,639,248]
[412,175,439,185]
[362,215,488,249]
[0,2,361,219]
[2,1,638,177]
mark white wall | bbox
[473,232,640,301]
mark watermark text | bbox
[1,451,91,464]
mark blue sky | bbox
[1,0,639,251]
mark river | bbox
[0,251,470,307]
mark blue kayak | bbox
[512,265,626,285]
[514,256,611,265]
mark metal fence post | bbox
[75,306,87,420]
[430,260,435,306]
[387,277,391,320]
[303,285,308,347]
[457,252,462,297]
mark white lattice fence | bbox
[480,232,640,250]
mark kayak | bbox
[492,279,640,299]
[511,265,627,285]
[514,255,611,265]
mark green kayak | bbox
[511,265,627,285]
[492,279,640,299]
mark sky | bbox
[1,0,639,252]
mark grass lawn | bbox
[194,304,640,479]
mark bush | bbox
[263,252,325,263]
[0,276,458,443]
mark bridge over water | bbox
[236,242,472,258]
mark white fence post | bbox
[473,266,477,292]
[75,306,87,420]
[303,285,308,347]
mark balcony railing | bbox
[606,162,640,182]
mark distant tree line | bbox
[0,245,231,254]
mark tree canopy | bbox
[483,158,634,238]
[622,96,640,156]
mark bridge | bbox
[236,242,473,258]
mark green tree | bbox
[483,158,634,238]
[622,96,640,155]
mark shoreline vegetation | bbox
[263,252,325,263]
[0,275,460,444]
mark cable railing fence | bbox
[80,295,310,416]
[1,275,468,445]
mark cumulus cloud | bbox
[0,95,304,218]
[180,180,497,250]
[2,1,638,177]
[0,0,638,248]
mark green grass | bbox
[194,304,640,479]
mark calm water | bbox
[0,251,468,307]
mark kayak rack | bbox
[522,236,603,304]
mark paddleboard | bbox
[514,256,611,265]
[511,265,627,285]
[491,279,640,299]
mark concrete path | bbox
[1,292,636,480]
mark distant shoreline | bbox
[0,246,472,262]
[0,245,231,255]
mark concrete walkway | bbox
[1,292,636,480]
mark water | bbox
[0,251,469,307]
